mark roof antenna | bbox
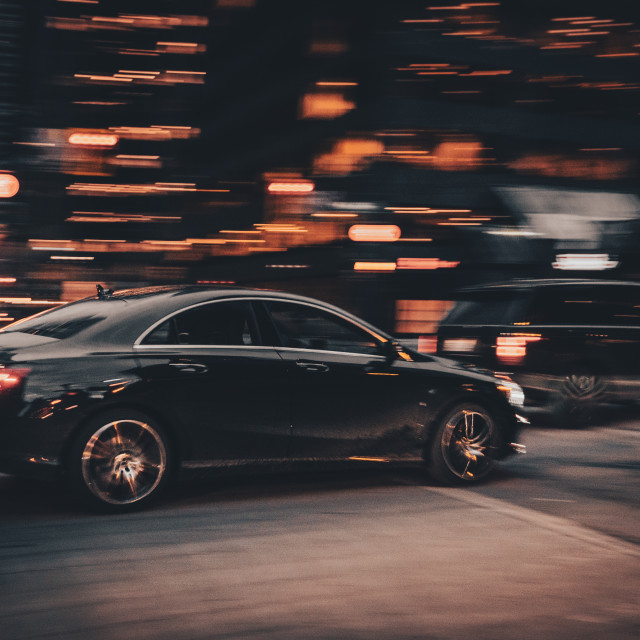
[96,284,113,299]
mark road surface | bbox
[1,418,639,639]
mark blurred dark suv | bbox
[436,279,640,424]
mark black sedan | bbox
[0,285,526,511]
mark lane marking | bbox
[426,486,640,558]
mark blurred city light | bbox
[267,182,315,193]
[0,174,19,198]
[68,132,119,147]
[552,254,620,271]
[0,0,638,336]
[348,225,401,242]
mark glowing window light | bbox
[0,278,16,283]
[267,181,314,194]
[0,174,19,198]
[68,133,119,147]
[348,225,401,242]
[353,262,397,272]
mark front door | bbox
[261,299,425,461]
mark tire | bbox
[427,402,499,485]
[68,409,171,512]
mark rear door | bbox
[134,299,290,462]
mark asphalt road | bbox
[1,418,639,640]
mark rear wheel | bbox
[427,403,498,484]
[69,410,171,512]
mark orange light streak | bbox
[596,53,639,58]
[396,258,459,269]
[267,182,314,193]
[311,212,358,218]
[353,262,397,272]
[348,225,401,242]
[68,133,119,146]
[551,16,595,21]
[316,81,358,86]
[461,70,512,76]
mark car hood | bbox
[421,353,500,381]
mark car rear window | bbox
[1,303,106,339]
[442,292,523,325]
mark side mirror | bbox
[380,340,398,363]
[380,339,413,363]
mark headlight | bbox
[496,380,525,407]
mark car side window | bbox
[265,301,380,355]
[143,301,258,346]
[529,286,640,326]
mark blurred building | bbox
[1,0,640,338]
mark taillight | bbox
[0,367,30,392]
[495,334,541,364]
[441,338,477,353]
[417,335,438,354]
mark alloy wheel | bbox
[440,408,494,481]
[81,419,167,506]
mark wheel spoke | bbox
[112,422,123,447]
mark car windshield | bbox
[1,302,106,339]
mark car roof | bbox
[14,285,392,346]
[458,278,640,294]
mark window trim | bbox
[133,296,388,350]
[258,298,387,356]
[275,346,388,360]
[134,297,262,348]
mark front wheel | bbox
[426,403,499,485]
[68,410,171,512]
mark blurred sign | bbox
[496,186,640,242]
[552,254,619,271]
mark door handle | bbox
[169,361,209,373]
[296,360,329,373]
